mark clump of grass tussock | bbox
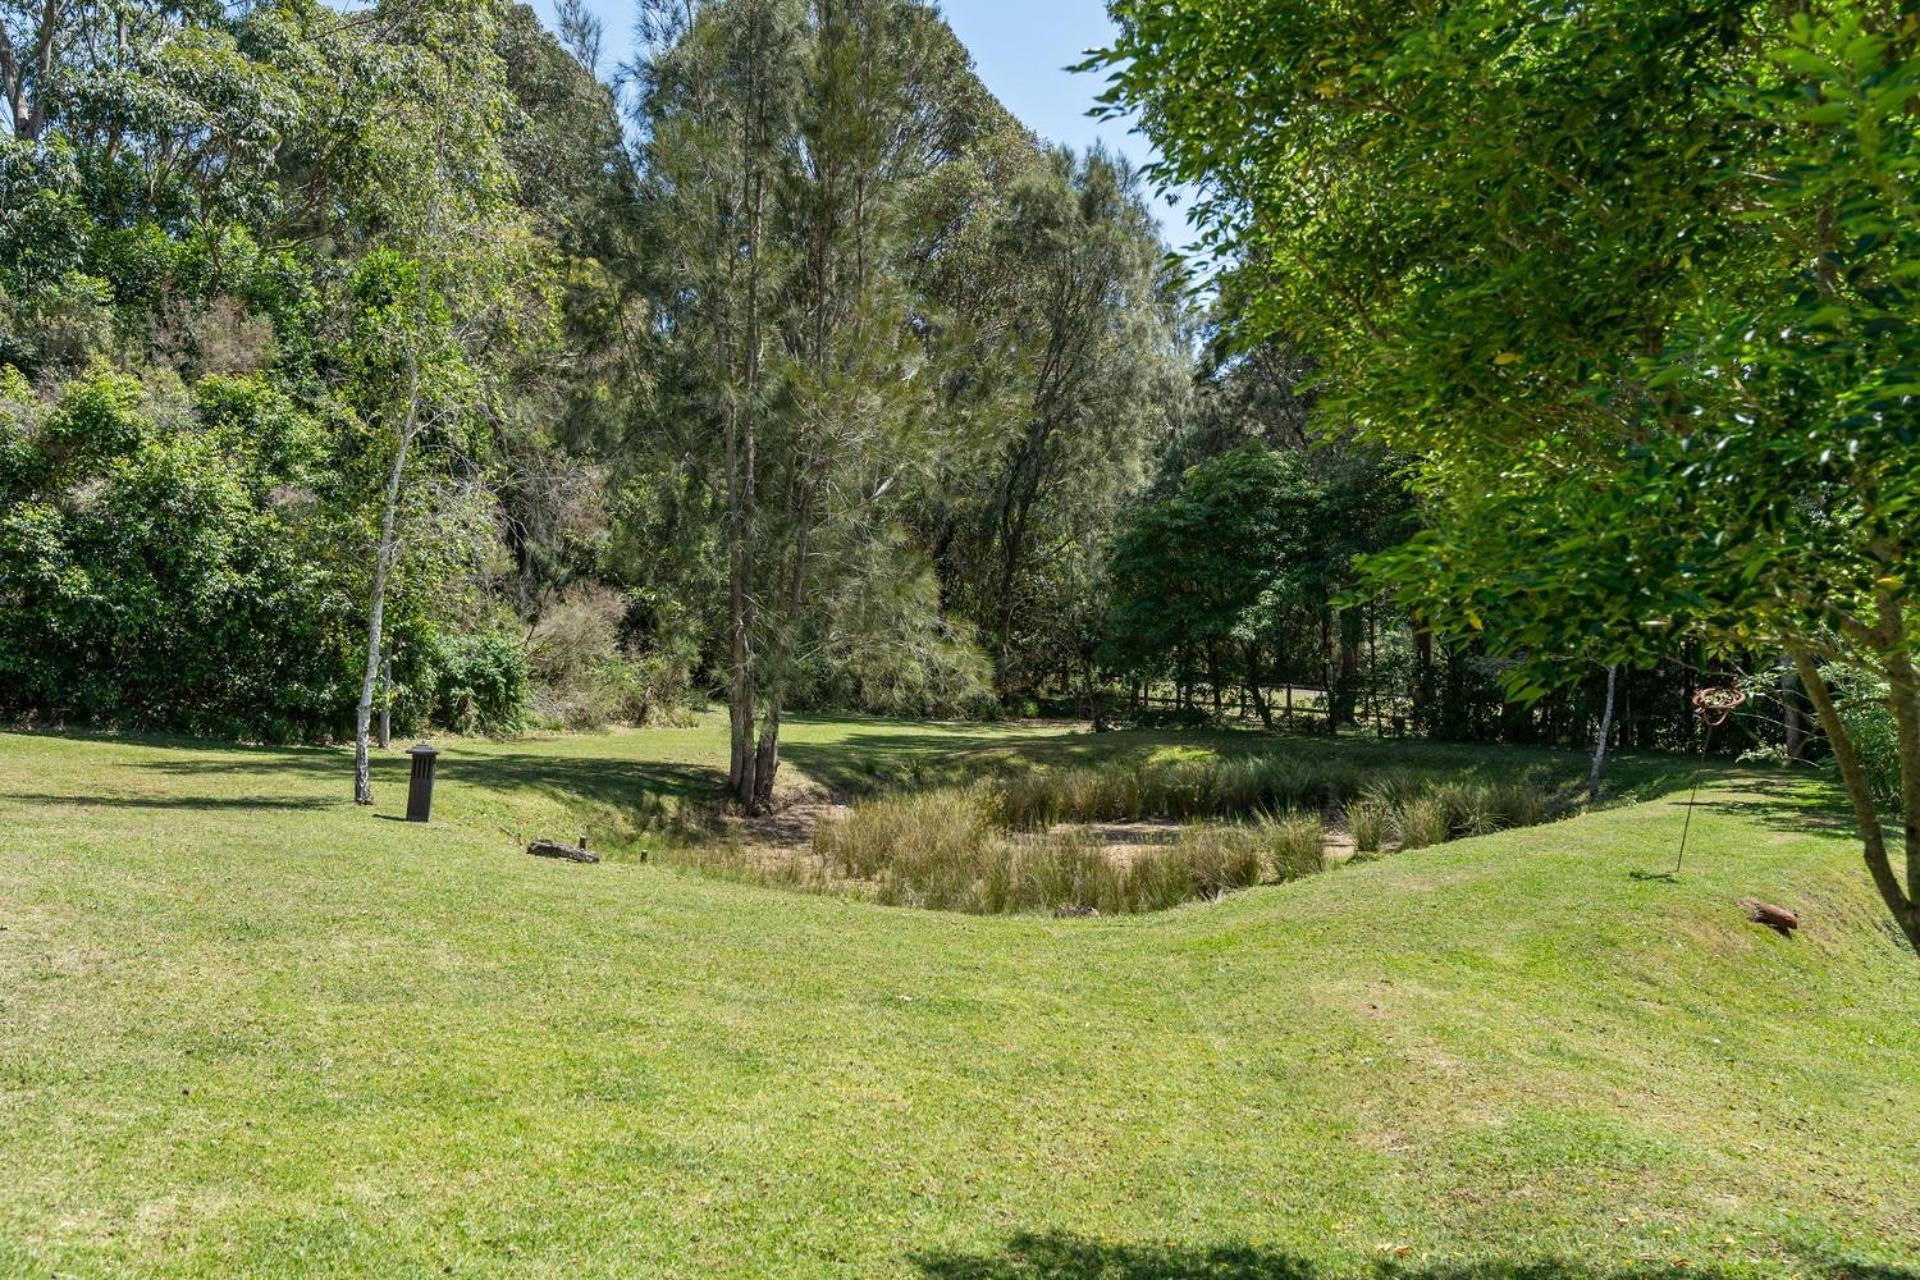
[1382,778,1567,852]
[1260,810,1328,879]
[1347,801,1388,854]
[1358,768,1425,812]
[1138,759,1220,820]
[1393,794,1451,851]
[811,787,1329,916]
[814,787,994,882]
[1177,824,1268,898]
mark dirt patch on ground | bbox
[713,781,851,872]
[731,794,848,849]
[1019,819,1184,864]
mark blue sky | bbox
[536,0,1197,246]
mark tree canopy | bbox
[1096,0,1920,951]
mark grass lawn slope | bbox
[0,720,1916,1278]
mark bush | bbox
[527,587,697,730]
[429,631,528,736]
[0,368,361,741]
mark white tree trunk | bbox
[354,366,422,805]
[1588,663,1618,805]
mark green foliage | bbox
[0,370,357,739]
[1100,0,1920,681]
[426,631,529,737]
[1832,667,1904,813]
[0,0,640,743]
[1103,435,1409,724]
[904,144,1189,701]
[1104,443,1317,675]
[1097,0,1920,946]
[526,587,697,730]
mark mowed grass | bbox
[0,716,1917,1278]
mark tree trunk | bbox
[1335,606,1362,726]
[750,702,781,813]
[1365,605,1378,726]
[723,23,770,811]
[377,650,392,751]
[1243,642,1274,731]
[1789,642,1920,956]
[1588,663,1618,805]
[1876,614,1920,953]
[1778,652,1803,763]
[1206,640,1223,715]
[1411,616,1433,731]
[354,371,421,807]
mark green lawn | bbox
[1,717,1916,1278]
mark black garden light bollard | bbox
[406,742,439,823]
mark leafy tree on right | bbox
[1094,3,1920,952]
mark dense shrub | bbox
[527,586,696,729]
[0,367,361,739]
[428,631,528,736]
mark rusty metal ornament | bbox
[1691,686,1747,728]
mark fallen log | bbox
[527,838,599,865]
[1739,898,1798,937]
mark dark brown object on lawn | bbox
[528,839,599,864]
[406,742,438,822]
[1739,898,1799,937]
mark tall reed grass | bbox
[803,752,1575,916]
[989,755,1363,828]
[811,795,1327,916]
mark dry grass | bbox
[807,792,1328,916]
[797,755,1579,914]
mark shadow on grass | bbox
[137,746,725,837]
[1706,772,1868,831]
[782,720,1712,809]
[447,752,722,834]
[910,1232,1913,1280]
[779,727,1146,798]
[7,792,335,811]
